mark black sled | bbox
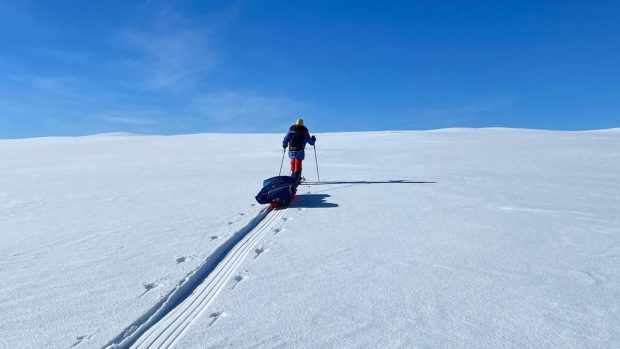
[255,176,298,207]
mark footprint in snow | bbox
[209,235,219,241]
[227,221,233,226]
[231,274,246,290]
[176,256,186,264]
[254,247,267,259]
[208,311,227,327]
[571,269,600,286]
[139,282,159,298]
[70,334,93,348]
[273,227,282,235]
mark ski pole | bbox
[313,144,320,182]
[278,148,285,176]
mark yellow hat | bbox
[295,118,304,126]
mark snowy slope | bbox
[1,129,619,348]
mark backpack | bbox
[288,125,308,152]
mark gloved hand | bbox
[283,144,287,149]
[311,135,316,142]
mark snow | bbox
[1,129,619,348]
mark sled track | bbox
[105,207,285,349]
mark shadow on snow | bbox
[303,180,437,185]
[292,194,339,208]
[290,180,435,208]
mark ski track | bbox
[105,207,286,349]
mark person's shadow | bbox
[304,180,436,185]
[293,194,338,208]
[291,180,436,208]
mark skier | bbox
[282,118,316,183]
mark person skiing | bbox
[282,118,316,183]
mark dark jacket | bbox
[283,125,315,159]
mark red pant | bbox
[290,159,303,173]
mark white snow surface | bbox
[1,129,619,348]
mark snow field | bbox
[1,129,619,348]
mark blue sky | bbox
[0,0,619,138]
